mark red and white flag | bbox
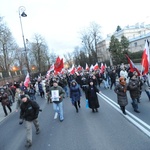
[76,65,82,72]
[125,54,141,76]
[90,65,94,71]
[24,72,30,87]
[100,63,105,73]
[69,64,76,75]
[141,40,150,75]
[93,63,99,71]
[49,64,54,72]
[85,63,89,71]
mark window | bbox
[134,42,137,47]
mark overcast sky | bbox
[0,0,150,57]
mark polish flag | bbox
[85,63,89,71]
[46,64,54,79]
[24,72,30,87]
[141,40,150,75]
[125,54,141,76]
[49,64,54,72]
[69,64,76,75]
[100,63,105,73]
[76,65,82,72]
[93,63,99,70]
[90,65,94,71]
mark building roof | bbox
[129,32,150,42]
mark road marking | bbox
[97,92,150,138]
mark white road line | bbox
[97,92,150,138]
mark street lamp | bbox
[18,6,30,74]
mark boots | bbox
[25,140,32,148]
[121,106,126,115]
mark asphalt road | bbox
[0,87,150,150]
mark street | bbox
[0,87,150,150]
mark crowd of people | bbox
[0,63,150,147]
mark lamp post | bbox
[18,6,30,74]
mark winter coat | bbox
[0,92,10,106]
[85,85,100,109]
[127,78,141,99]
[20,99,40,121]
[49,85,65,103]
[70,82,81,104]
[38,83,44,93]
[114,83,128,106]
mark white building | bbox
[97,23,150,64]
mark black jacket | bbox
[20,99,40,121]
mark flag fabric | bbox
[49,64,54,72]
[76,65,82,72]
[69,64,76,75]
[85,63,89,71]
[46,64,54,79]
[54,57,64,73]
[100,63,105,73]
[24,72,30,87]
[90,65,94,71]
[125,54,141,76]
[93,63,99,71]
[141,40,150,75]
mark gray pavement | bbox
[0,101,17,123]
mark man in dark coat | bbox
[20,95,40,148]
[127,72,141,113]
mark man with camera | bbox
[19,94,40,148]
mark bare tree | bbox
[80,22,102,63]
[30,34,49,73]
[0,17,18,72]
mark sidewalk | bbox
[0,101,17,123]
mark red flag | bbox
[69,64,75,75]
[76,65,82,72]
[93,63,99,70]
[100,63,105,73]
[24,72,30,87]
[141,40,149,75]
[125,54,141,76]
[54,57,64,73]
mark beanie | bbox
[20,95,27,99]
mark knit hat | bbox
[119,77,126,85]
[53,80,58,84]
[20,95,27,99]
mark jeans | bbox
[103,79,109,88]
[63,86,68,97]
[145,90,150,100]
[53,102,64,120]
[131,98,138,111]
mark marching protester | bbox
[141,74,150,101]
[25,83,36,101]
[85,79,100,113]
[109,69,117,90]
[38,81,44,98]
[120,67,128,81]
[102,69,110,89]
[127,71,141,113]
[0,88,12,116]
[114,76,128,115]
[3,84,14,106]
[49,80,65,122]
[70,80,82,113]
[19,94,40,148]
[15,88,24,112]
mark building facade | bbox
[97,23,150,65]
